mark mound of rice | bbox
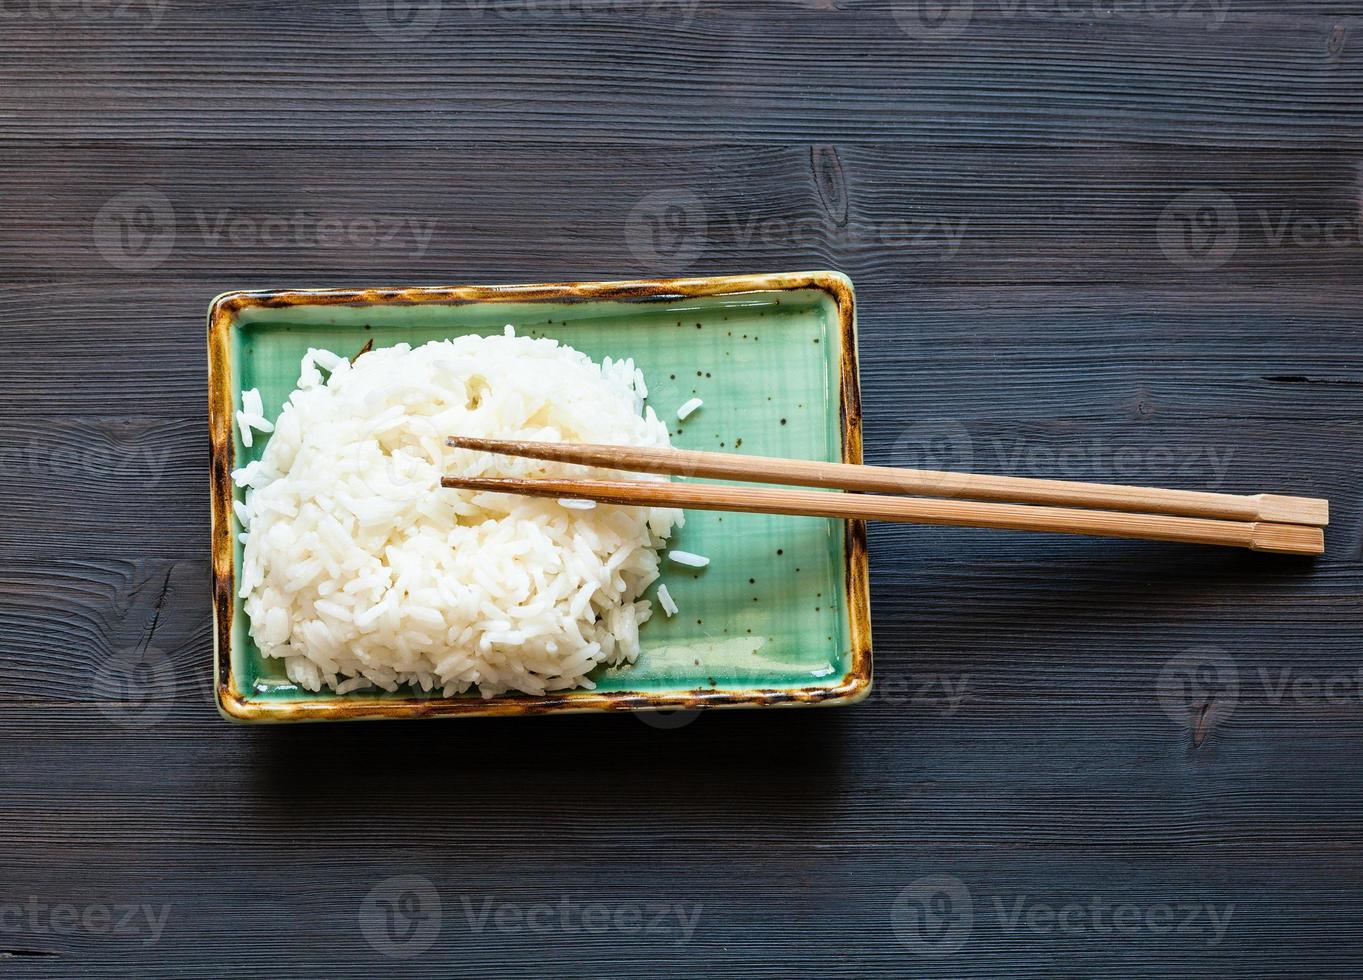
[231,329,680,698]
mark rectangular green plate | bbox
[209,271,871,721]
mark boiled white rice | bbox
[236,413,254,448]
[656,583,678,617]
[668,550,710,568]
[232,331,682,698]
[236,387,275,449]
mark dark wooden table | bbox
[2,2,1360,976]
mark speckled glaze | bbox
[208,271,871,722]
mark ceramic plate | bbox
[209,271,871,721]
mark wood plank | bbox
[3,142,1363,285]
[0,702,1361,851]
[0,4,1358,147]
[0,839,1357,975]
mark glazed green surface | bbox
[227,289,853,700]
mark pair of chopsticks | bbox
[441,437,1328,556]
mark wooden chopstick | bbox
[446,436,1328,527]
[440,475,1324,556]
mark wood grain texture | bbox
[4,142,1363,285]
[1,1,1362,976]
[440,438,1333,525]
[0,2,1359,147]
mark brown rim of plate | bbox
[208,270,872,722]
